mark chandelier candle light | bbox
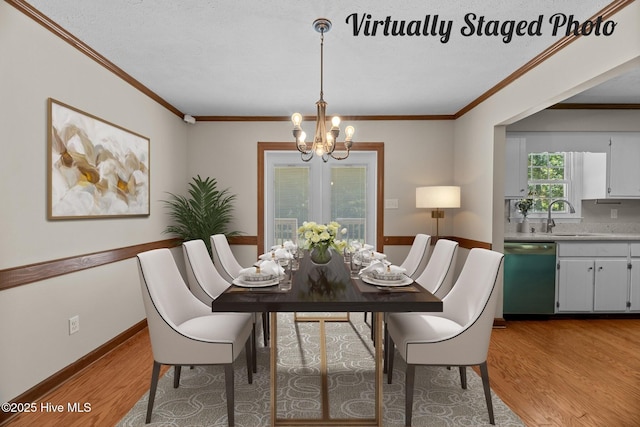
[292,18,355,162]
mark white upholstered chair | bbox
[386,248,504,426]
[211,233,270,346]
[383,238,459,372]
[399,233,432,279]
[413,238,458,299]
[183,239,259,372]
[183,239,230,303]
[182,239,258,372]
[210,233,243,282]
[365,234,431,332]
[137,248,254,426]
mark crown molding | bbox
[9,0,635,121]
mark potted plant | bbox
[515,197,533,233]
[162,175,239,255]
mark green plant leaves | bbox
[162,175,239,255]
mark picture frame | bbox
[48,98,150,219]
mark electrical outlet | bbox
[69,315,80,335]
[611,209,618,219]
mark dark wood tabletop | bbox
[212,252,442,314]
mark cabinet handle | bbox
[598,266,603,271]
[588,267,593,271]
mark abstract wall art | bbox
[48,98,150,219]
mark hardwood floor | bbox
[488,318,640,427]
[3,318,640,426]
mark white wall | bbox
[453,1,639,317]
[186,120,455,266]
[0,3,188,402]
[454,1,640,249]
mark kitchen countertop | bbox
[505,232,640,242]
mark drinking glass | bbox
[350,253,362,278]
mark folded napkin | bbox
[239,259,284,276]
[352,242,374,251]
[271,240,297,251]
[360,260,406,275]
[357,249,386,260]
[259,247,294,260]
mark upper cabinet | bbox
[506,131,640,201]
[504,137,528,198]
[583,134,640,199]
[608,134,640,198]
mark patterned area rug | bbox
[117,313,524,426]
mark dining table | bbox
[211,250,442,427]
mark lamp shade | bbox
[416,186,461,208]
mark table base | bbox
[293,312,350,322]
[269,312,384,427]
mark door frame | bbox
[257,141,384,256]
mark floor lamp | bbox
[416,186,461,240]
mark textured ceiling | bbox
[23,0,636,117]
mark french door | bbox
[264,151,377,250]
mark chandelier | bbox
[291,18,355,162]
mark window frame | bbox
[257,142,385,256]
[510,151,582,221]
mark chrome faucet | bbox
[546,199,576,233]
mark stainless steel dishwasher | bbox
[503,242,557,316]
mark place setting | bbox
[352,256,420,293]
[230,241,298,292]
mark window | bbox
[264,151,377,249]
[513,151,580,220]
[528,152,569,213]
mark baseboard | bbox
[493,318,507,328]
[0,319,147,426]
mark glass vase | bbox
[310,245,332,265]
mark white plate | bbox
[360,274,413,287]
[232,277,280,288]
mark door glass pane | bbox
[266,152,376,249]
[273,166,308,245]
[330,166,366,243]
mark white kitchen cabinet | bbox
[557,259,594,312]
[630,244,640,312]
[582,152,607,199]
[593,259,629,311]
[505,137,528,198]
[608,135,640,198]
[556,242,629,313]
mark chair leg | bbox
[405,364,416,427]
[387,336,395,384]
[262,312,270,347]
[146,361,161,423]
[479,362,495,425]
[251,323,257,373]
[371,313,375,342]
[174,365,181,388]
[245,337,253,384]
[224,364,235,426]
[459,366,467,389]
[383,322,389,374]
